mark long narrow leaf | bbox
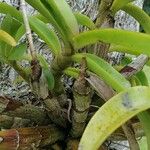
[79,86,150,150]
[109,44,141,55]
[73,29,150,56]
[135,71,150,150]
[110,0,135,15]
[0,30,16,47]
[0,14,22,57]
[1,14,12,34]
[136,71,149,86]
[38,55,55,90]
[74,12,95,30]
[0,2,65,50]
[41,0,79,40]
[0,2,22,22]
[1,14,22,37]
[8,43,27,60]
[72,53,130,92]
[29,17,61,55]
[122,4,150,34]
[0,14,13,57]
[64,67,79,78]
[14,24,25,42]
[138,112,150,150]
[25,0,67,41]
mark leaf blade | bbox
[122,4,150,34]
[29,17,61,55]
[0,2,23,22]
[0,30,16,47]
[8,43,27,60]
[72,53,130,92]
[73,29,150,56]
[38,55,55,90]
[79,86,150,150]
[110,0,135,15]
[74,12,95,30]
[41,0,79,39]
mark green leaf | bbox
[14,24,25,42]
[138,112,150,150]
[42,68,55,90]
[73,29,150,56]
[0,14,22,57]
[25,0,67,41]
[10,19,22,38]
[1,14,22,37]
[41,0,79,40]
[136,71,149,86]
[134,71,150,150]
[8,43,27,60]
[25,0,57,26]
[122,4,150,34]
[29,17,61,55]
[0,3,24,42]
[0,2,23,22]
[74,12,95,30]
[38,55,49,69]
[0,30,16,46]
[72,53,130,92]
[1,14,12,34]
[38,55,55,90]
[79,86,150,150]
[0,14,13,56]
[64,67,80,78]
[35,14,49,23]
[143,66,150,85]
[110,0,135,15]
[139,137,147,150]
[0,1,64,45]
[109,44,142,55]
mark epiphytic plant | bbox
[0,0,150,149]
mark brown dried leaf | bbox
[0,126,64,149]
[85,72,115,100]
[0,129,19,150]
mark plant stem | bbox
[0,126,64,149]
[94,0,114,59]
[44,97,68,128]
[5,104,48,125]
[122,122,140,150]
[20,0,36,60]
[70,57,91,138]
[96,0,114,27]
[20,0,42,98]
[51,55,71,95]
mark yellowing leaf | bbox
[79,86,150,150]
[0,30,16,47]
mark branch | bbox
[122,122,140,150]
